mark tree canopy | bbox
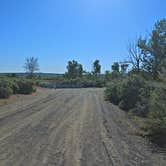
[92,60,101,77]
[138,19,166,79]
[66,60,83,79]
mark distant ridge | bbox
[0,73,64,76]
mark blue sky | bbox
[0,0,166,73]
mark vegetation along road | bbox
[0,88,165,166]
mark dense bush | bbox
[17,80,36,94]
[129,103,149,117]
[105,82,121,104]
[0,79,20,94]
[148,86,166,121]
[119,76,145,110]
[39,77,105,88]
[0,86,13,98]
[144,119,166,146]
[105,75,166,145]
[105,75,145,111]
[0,79,13,98]
[145,86,166,144]
[0,78,36,98]
[81,79,105,88]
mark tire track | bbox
[0,88,165,166]
[0,89,86,166]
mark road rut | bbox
[0,88,165,166]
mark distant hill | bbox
[0,73,64,77]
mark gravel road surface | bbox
[0,88,165,166]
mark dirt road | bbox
[0,88,165,166]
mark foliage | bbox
[105,71,166,144]
[105,82,121,104]
[92,60,101,76]
[138,19,166,79]
[148,86,166,121]
[143,86,166,145]
[111,62,120,73]
[17,80,36,94]
[105,75,145,111]
[0,78,36,98]
[143,119,166,146]
[119,75,145,110]
[65,60,83,79]
[39,77,105,88]
[0,86,13,99]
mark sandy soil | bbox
[0,88,165,166]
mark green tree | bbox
[24,57,39,78]
[138,19,166,79]
[78,64,83,77]
[111,62,120,79]
[92,60,101,77]
[111,62,119,72]
[66,60,83,78]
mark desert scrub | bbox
[0,86,13,99]
[145,86,166,145]
[105,75,145,111]
[0,78,36,98]
[104,82,122,105]
[17,80,36,94]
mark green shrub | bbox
[11,81,19,94]
[17,80,36,94]
[0,78,19,93]
[81,79,105,88]
[0,86,13,99]
[129,83,154,117]
[147,86,166,142]
[148,86,166,121]
[105,75,145,111]
[0,79,14,98]
[119,75,145,111]
[0,79,11,88]
[39,77,105,88]
[143,119,166,146]
[129,104,148,117]
[105,82,121,105]
[0,78,36,98]
[139,86,166,145]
